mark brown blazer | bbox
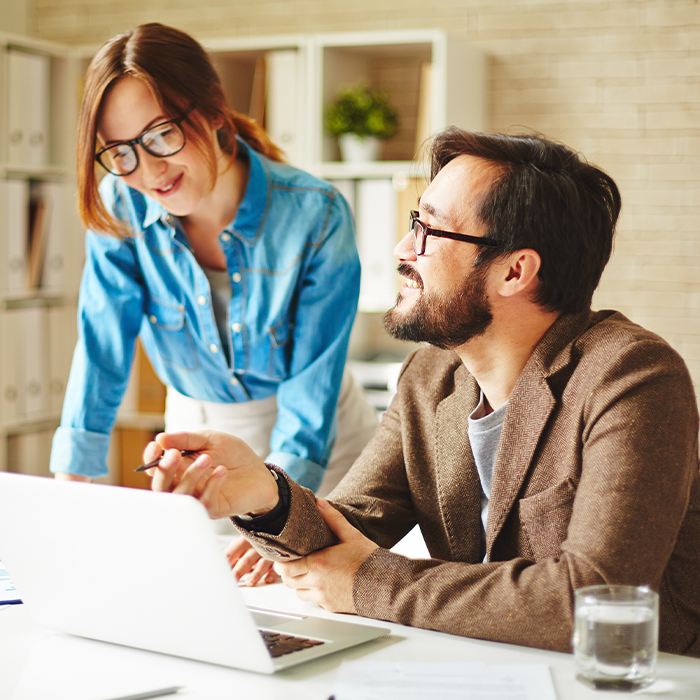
[242,310,700,656]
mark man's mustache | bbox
[397,263,423,288]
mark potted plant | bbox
[324,84,399,162]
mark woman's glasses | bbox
[95,115,188,176]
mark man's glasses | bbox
[95,115,188,176]
[410,210,501,256]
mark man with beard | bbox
[148,128,700,657]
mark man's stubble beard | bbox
[383,262,494,350]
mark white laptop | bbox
[0,472,389,674]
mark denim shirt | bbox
[50,139,360,490]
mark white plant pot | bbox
[338,134,382,163]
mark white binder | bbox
[47,304,77,416]
[35,181,68,294]
[3,178,30,296]
[7,49,50,166]
[332,179,356,217]
[356,179,399,313]
[0,309,23,424]
[21,306,50,421]
[266,50,302,167]
[7,431,52,477]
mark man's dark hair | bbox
[429,128,622,315]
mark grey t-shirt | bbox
[202,266,233,365]
[468,394,507,560]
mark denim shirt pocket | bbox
[145,297,199,371]
[267,318,294,380]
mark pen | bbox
[135,450,198,472]
[102,686,184,700]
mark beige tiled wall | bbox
[33,1,700,386]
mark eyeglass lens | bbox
[411,214,426,255]
[99,121,186,175]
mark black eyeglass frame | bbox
[410,210,501,256]
[95,113,190,176]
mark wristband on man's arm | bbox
[232,465,290,536]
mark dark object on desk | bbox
[135,450,197,472]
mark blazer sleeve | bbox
[236,338,700,654]
[349,337,700,653]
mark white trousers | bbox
[164,369,379,532]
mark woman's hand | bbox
[144,430,279,520]
[224,537,280,586]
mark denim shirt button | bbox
[230,376,239,386]
[209,344,219,353]
[232,272,241,283]
[149,315,157,323]
[231,322,242,333]
[197,295,207,305]
[220,232,231,242]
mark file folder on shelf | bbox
[2,179,30,296]
[7,49,50,167]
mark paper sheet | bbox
[331,661,557,700]
[0,560,21,604]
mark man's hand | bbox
[274,499,378,613]
[145,430,279,520]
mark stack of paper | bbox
[331,661,557,700]
[1,561,21,606]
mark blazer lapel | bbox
[482,311,596,559]
[485,369,555,559]
[434,366,483,563]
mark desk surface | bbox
[2,583,700,700]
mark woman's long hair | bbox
[77,22,284,236]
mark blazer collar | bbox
[435,360,483,563]
[481,310,595,558]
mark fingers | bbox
[151,451,210,493]
[226,537,280,586]
[274,557,309,583]
[149,447,183,491]
[224,536,253,565]
[198,464,228,508]
[231,542,263,579]
[170,454,214,495]
[242,557,279,587]
[142,440,163,467]
[315,498,357,542]
[155,431,211,453]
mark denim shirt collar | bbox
[139,136,269,243]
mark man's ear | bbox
[497,249,541,298]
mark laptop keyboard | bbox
[259,629,326,658]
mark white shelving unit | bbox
[308,30,486,315]
[0,32,84,475]
[0,29,485,479]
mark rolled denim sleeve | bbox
[267,190,360,491]
[50,228,145,478]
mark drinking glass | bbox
[573,584,658,691]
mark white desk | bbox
[2,584,700,700]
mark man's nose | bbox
[394,229,417,261]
